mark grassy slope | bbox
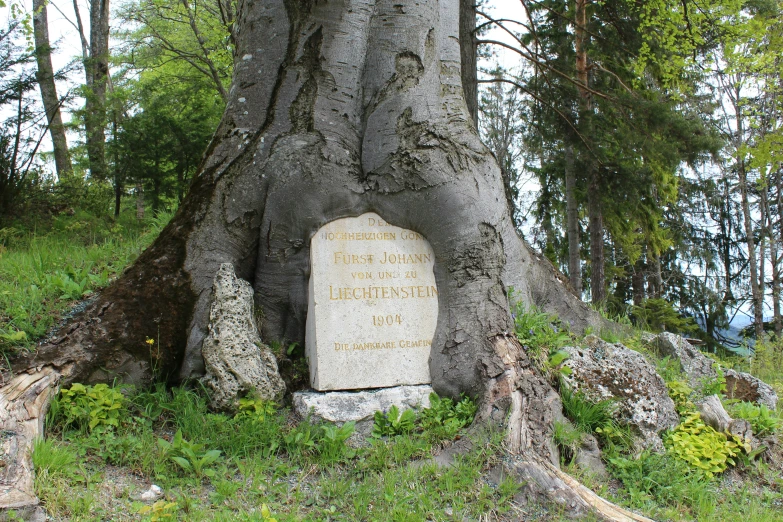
[4,210,783,521]
[0,209,171,354]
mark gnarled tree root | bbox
[502,457,652,521]
[478,335,653,521]
[0,367,61,517]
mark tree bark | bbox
[565,143,581,295]
[735,101,764,339]
[459,0,478,127]
[588,174,605,303]
[136,181,145,220]
[5,1,628,517]
[32,0,72,180]
[84,0,110,180]
[574,0,604,304]
[773,167,782,337]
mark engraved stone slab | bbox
[306,213,438,390]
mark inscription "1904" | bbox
[372,314,402,326]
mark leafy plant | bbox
[665,412,746,477]
[509,296,572,366]
[44,270,91,300]
[420,393,478,439]
[553,420,582,462]
[319,421,356,462]
[283,424,318,457]
[55,383,126,433]
[0,328,26,346]
[594,423,633,453]
[727,401,782,437]
[546,349,573,377]
[260,504,278,522]
[373,405,417,437]
[667,380,694,414]
[236,396,277,423]
[157,429,222,478]
[138,500,179,521]
[656,356,683,384]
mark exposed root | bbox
[480,335,653,521]
[0,367,61,513]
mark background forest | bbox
[1,0,782,355]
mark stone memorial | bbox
[305,213,438,390]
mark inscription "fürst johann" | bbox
[305,213,438,391]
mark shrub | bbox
[509,294,572,365]
[420,393,477,439]
[727,401,782,437]
[373,405,417,437]
[53,383,126,433]
[667,380,694,414]
[665,413,746,477]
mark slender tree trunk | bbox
[136,182,144,220]
[772,166,782,337]
[632,256,645,307]
[735,103,764,339]
[588,175,605,303]
[459,0,478,127]
[32,0,72,180]
[575,0,604,304]
[759,177,768,315]
[83,0,110,180]
[180,0,229,101]
[720,176,735,302]
[565,143,581,295]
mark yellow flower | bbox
[146,338,155,345]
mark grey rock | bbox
[293,385,433,435]
[696,395,731,432]
[140,484,163,502]
[728,418,754,442]
[201,263,285,411]
[650,332,718,391]
[724,369,778,410]
[574,433,608,479]
[562,336,679,450]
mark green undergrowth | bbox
[35,383,525,521]
[0,208,174,355]
[512,304,783,522]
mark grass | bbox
[37,384,521,521]
[0,208,173,354]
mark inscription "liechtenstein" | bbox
[328,285,438,300]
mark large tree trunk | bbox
[5,1,633,518]
[32,0,72,180]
